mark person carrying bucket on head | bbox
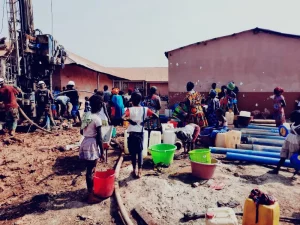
[79,94,105,204]
[268,110,300,179]
[122,92,158,178]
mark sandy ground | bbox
[0,127,123,225]
[1,124,300,225]
[119,152,300,225]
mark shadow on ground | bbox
[52,155,86,176]
[168,172,208,185]
[239,172,295,186]
[0,189,99,221]
[119,174,137,188]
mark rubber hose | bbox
[18,106,52,134]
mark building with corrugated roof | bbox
[110,67,168,96]
[1,42,169,99]
[165,27,300,116]
[53,52,168,99]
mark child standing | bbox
[79,95,105,203]
[273,87,286,127]
[269,110,300,178]
[123,92,157,178]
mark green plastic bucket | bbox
[150,144,176,165]
[189,149,211,164]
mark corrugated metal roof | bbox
[109,67,168,82]
[65,51,117,76]
[165,27,300,58]
[0,44,168,82]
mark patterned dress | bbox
[273,95,286,127]
[185,91,208,128]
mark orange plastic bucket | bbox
[123,120,129,128]
[93,169,115,198]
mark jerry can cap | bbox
[206,212,214,219]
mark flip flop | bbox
[210,182,225,190]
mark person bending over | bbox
[269,110,300,179]
[175,123,200,154]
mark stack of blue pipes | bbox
[210,120,292,167]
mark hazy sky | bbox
[1,0,300,67]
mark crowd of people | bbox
[0,77,299,202]
[79,85,160,203]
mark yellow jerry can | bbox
[242,198,280,225]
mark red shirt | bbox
[0,85,20,110]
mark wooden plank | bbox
[133,205,161,225]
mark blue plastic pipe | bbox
[226,152,292,167]
[242,134,285,140]
[241,130,280,136]
[236,144,281,152]
[252,144,281,152]
[210,147,280,158]
[247,125,279,132]
[247,138,284,147]
[241,128,278,133]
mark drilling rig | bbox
[1,0,65,92]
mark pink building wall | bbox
[148,83,169,96]
[53,65,113,101]
[167,31,300,116]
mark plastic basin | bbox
[191,158,218,179]
[189,149,211,163]
[150,144,176,165]
[93,169,115,198]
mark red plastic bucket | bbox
[168,121,178,128]
[93,169,115,198]
[190,159,218,179]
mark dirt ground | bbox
[0,127,123,225]
[1,125,300,225]
[119,152,300,225]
